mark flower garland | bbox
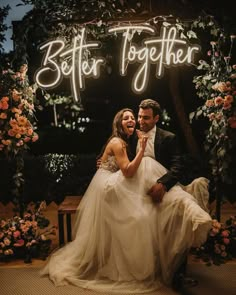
[0,64,39,215]
[0,64,39,155]
[190,29,236,185]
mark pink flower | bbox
[221,230,229,237]
[214,96,224,106]
[32,134,39,142]
[24,137,31,142]
[223,238,230,245]
[16,140,24,147]
[13,230,21,238]
[13,239,25,247]
[223,101,232,110]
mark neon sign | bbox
[108,25,200,93]
[35,28,105,103]
[35,24,200,100]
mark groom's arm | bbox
[148,132,183,203]
[156,133,183,191]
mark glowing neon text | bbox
[36,25,200,99]
[35,28,105,102]
[108,25,200,93]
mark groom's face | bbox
[138,108,159,133]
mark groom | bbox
[129,98,198,291]
[129,98,183,202]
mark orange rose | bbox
[17,116,28,126]
[214,96,224,105]
[12,89,21,101]
[205,99,214,107]
[9,119,18,127]
[224,95,233,103]
[217,82,228,92]
[26,128,33,136]
[0,101,9,110]
[0,113,7,119]
[1,96,9,102]
[11,107,22,114]
[2,139,11,145]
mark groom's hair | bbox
[139,99,161,117]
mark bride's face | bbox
[122,111,136,137]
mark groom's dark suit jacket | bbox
[129,127,183,191]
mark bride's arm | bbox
[111,137,147,178]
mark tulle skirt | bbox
[41,157,212,293]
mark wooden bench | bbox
[58,195,82,246]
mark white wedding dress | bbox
[41,156,212,293]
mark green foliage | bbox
[42,93,82,129]
[189,16,236,185]
[0,4,10,54]
[12,0,143,66]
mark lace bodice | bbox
[100,155,119,173]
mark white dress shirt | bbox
[136,125,156,159]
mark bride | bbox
[41,108,212,293]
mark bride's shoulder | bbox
[109,137,127,148]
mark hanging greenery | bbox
[189,15,236,203]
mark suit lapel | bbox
[154,127,164,160]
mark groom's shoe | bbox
[172,273,198,293]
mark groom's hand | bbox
[148,183,166,203]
